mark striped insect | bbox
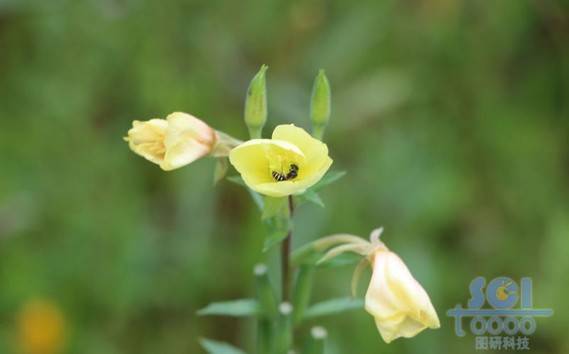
[272,164,299,182]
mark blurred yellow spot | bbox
[18,300,65,354]
[496,281,514,301]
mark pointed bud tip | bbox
[244,65,269,136]
[310,68,331,135]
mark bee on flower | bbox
[229,124,333,197]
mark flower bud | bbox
[365,249,440,343]
[125,112,217,171]
[244,65,268,138]
[310,69,331,140]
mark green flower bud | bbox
[244,65,268,139]
[310,69,331,140]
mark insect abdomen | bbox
[272,171,287,181]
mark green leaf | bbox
[260,197,291,251]
[263,216,291,251]
[296,190,325,208]
[261,196,288,219]
[213,158,229,185]
[304,297,364,320]
[200,338,248,354]
[197,299,259,317]
[227,175,246,186]
[227,176,264,210]
[311,170,346,191]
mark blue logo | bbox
[447,277,553,350]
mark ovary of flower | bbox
[125,112,217,171]
[365,249,440,343]
[229,124,333,197]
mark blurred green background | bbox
[1,0,568,353]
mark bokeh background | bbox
[1,0,568,353]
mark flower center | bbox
[271,163,299,182]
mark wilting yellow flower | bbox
[125,112,218,171]
[229,124,332,197]
[18,300,65,354]
[314,228,439,343]
[365,248,440,343]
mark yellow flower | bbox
[18,299,65,354]
[229,124,332,197]
[365,248,440,343]
[125,112,217,171]
[314,228,440,343]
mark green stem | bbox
[281,196,294,302]
[276,302,293,354]
[255,264,277,354]
[304,326,327,354]
[292,265,314,324]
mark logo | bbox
[447,276,553,351]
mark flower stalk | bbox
[255,264,278,354]
[303,327,327,354]
[292,264,314,324]
[281,196,295,302]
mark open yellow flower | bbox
[125,112,217,171]
[229,124,332,197]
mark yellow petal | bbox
[125,119,168,165]
[229,124,332,197]
[160,112,216,170]
[272,124,328,165]
[365,250,440,343]
[272,124,332,192]
[229,139,306,196]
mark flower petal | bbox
[365,250,439,343]
[229,139,306,192]
[272,124,328,164]
[272,124,332,191]
[125,119,168,165]
[160,112,216,170]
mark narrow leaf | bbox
[263,216,291,251]
[200,338,248,354]
[197,299,259,317]
[311,170,346,191]
[261,196,288,220]
[213,158,229,185]
[226,175,246,186]
[304,297,364,320]
[227,176,264,210]
[296,190,325,208]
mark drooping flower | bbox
[18,299,66,354]
[314,228,440,343]
[365,246,440,343]
[229,124,332,197]
[125,112,238,171]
